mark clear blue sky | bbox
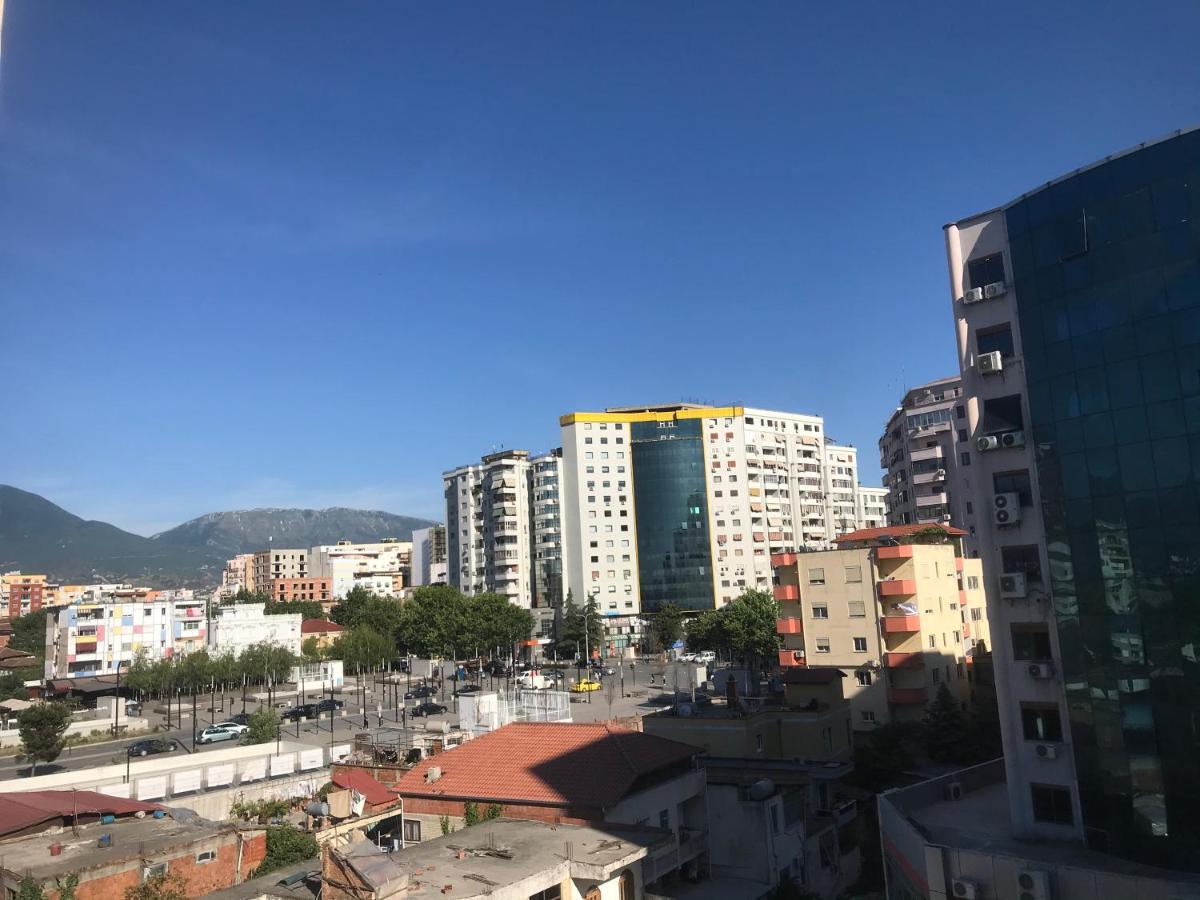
[3,2,1199,535]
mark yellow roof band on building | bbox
[560,406,743,426]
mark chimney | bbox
[425,766,443,784]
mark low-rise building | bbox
[323,818,660,900]
[310,540,411,599]
[208,603,301,658]
[0,790,267,899]
[1,572,47,618]
[301,618,344,651]
[772,523,991,730]
[390,721,708,890]
[273,577,334,607]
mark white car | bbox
[197,726,239,745]
[696,651,716,664]
[214,721,249,735]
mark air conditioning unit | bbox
[1000,572,1028,599]
[984,280,1008,299]
[944,781,964,801]
[978,351,1004,374]
[1028,661,1055,679]
[1035,743,1058,760]
[1016,869,1051,900]
[1001,430,1026,449]
[952,878,982,899]
[977,435,1000,452]
[962,287,985,304]
[993,492,1021,526]
[935,468,947,479]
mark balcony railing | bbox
[883,651,924,668]
[778,649,806,667]
[774,585,799,601]
[771,552,798,568]
[776,617,803,635]
[879,579,917,597]
[882,615,920,633]
[887,687,928,704]
[876,544,915,560]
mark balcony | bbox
[888,687,928,705]
[882,615,920,633]
[777,617,803,635]
[911,446,944,463]
[778,649,806,668]
[883,651,924,668]
[774,585,799,601]
[879,579,917,597]
[771,553,798,568]
[876,544,914,560]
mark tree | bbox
[332,626,394,675]
[266,600,325,620]
[232,588,272,606]
[649,603,684,651]
[849,721,920,793]
[396,586,466,658]
[10,609,49,661]
[123,873,188,900]
[243,708,280,745]
[0,672,28,704]
[685,590,780,669]
[252,825,319,878]
[301,636,323,661]
[923,683,973,764]
[16,877,45,900]
[330,586,377,629]
[558,591,601,659]
[18,703,71,775]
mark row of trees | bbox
[684,589,781,667]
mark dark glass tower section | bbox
[1007,129,1200,868]
[630,418,714,612]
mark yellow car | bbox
[571,678,602,693]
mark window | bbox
[755,733,765,753]
[928,635,937,649]
[1001,545,1043,583]
[861,710,876,724]
[960,452,971,466]
[932,667,941,683]
[981,394,1024,436]
[659,809,670,830]
[808,568,825,585]
[847,600,866,618]
[404,819,421,846]
[1021,703,1063,741]
[844,565,862,583]
[1031,784,1074,825]
[195,850,216,864]
[855,671,872,686]
[529,887,563,900]
[1011,624,1053,660]
[812,605,829,619]
[967,252,1005,288]
[815,638,830,653]
[993,470,1033,506]
[143,863,168,881]
[853,637,868,652]
[978,324,1015,359]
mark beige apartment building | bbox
[772,523,990,731]
[251,548,308,594]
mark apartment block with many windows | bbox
[879,376,976,552]
[772,524,989,730]
[857,486,888,530]
[251,548,308,594]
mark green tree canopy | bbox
[9,609,49,660]
[266,599,326,620]
[252,825,319,878]
[243,708,281,745]
[557,591,602,658]
[686,589,780,667]
[648,603,684,651]
[18,703,72,775]
[332,626,394,674]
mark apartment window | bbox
[967,575,980,590]
[955,405,965,419]
[977,324,1015,359]
[844,565,862,583]
[928,635,937,649]
[861,710,876,724]
[1021,703,1063,742]
[847,600,866,618]
[809,605,829,620]
[659,809,670,830]
[529,887,563,900]
[1011,624,1053,660]
[815,638,830,653]
[755,734,765,753]
[1002,545,1043,583]
[967,252,1005,288]
[808,568,825,585]
[855,671,872,686]
[195,851,217,864]
[958,428,969,443]
[932,667,941,683]
[1031,784,1074,826]
[853,637,868,652]
[993,470,1033,507]
[960,452,971,466]
[953,630,961,643]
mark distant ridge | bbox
[0,485,437,588]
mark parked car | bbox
[484,660,510,677]
[456,685,482,695]
[213,721,248,735]
[315,698,345,713]
[404,686,434,700]
[197,726,239,745]
[228,712,251,726]
[571,679,602,693]
[281,704,318,722]
[695,651,716,664]
[410,701,447,718]
[127,738,177,757]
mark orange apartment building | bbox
[272,577,333,609]
[1,572,47,619]
[772,524,991,731]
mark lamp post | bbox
[111,660,123,737]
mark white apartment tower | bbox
[443,450,536,607]
[559,404,880,618]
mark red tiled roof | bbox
[0,791,162,839]
[394,722,700,809]
[301,619,344,635]
[332,768,396,807]
[834,523,967,544]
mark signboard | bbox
[330,744,352,762]
[241,758,267,783]
[98,783,131,799]
[136,776,167,800]
[270,754,295,777]
[299,749,324,771]
[172,770,201,794]
[206,764,234,788]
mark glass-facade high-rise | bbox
[1007,128,1200,867]
[630,418,714,612]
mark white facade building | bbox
[206,603,301,658]
[443,450,535,607]
[410,525,448,587]
[309,540,410,599]
[856,485,888,529]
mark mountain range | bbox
[0,485,438,588]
